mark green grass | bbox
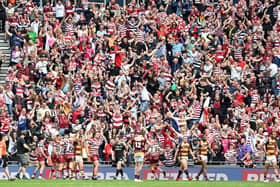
[0,180,280,187]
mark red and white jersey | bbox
[87,138,102,156]
[149,141,160,157]
[107,22,116,34]
[64,139,74,155]
[25,1,34,12]
[91,82,101,95]
[112,114,123,128]
[65,5,74,15]
[37,142,46,156]
[163,72,172,83]
[64,33,73,46]
[251,93,260,105]
[0,118,10,134]
[157,133,165,149]
[215,50,225,62]
[16,85,24,97]
[224,149,237,163]
[29,149,38,163]
[105,80,115,91]
[52,142,64,155]
[97,109,106,119]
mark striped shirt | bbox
[16,85,24,97]
[112,114,123,128]
[87,138,101,156]
[192,104,202,120]
[135,30,145,43]
[233,46,243,59]
[224,149,237,164]
[105,80,115,91]
[117,23,127,37]
[163,149,175,167]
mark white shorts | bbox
[134,155,144,163]
[265,155,277,164]
[75,156,83,163]
[200,155,208,163]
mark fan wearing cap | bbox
[174,136,196,181]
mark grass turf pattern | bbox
[0,180,279,187]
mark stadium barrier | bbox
[0,167,278,181]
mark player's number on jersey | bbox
[135,141,141,148]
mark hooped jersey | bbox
[132,136,146,156]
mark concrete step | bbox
[0,41,10,44]
[0,44,10,51]
[0,49,11,53]
[0,33,10,85]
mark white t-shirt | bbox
[4,90,14,104]
[230,66,241,80]
[36,60,48,74]
[268,63,278,77]
[140,86,150,101]
[31,21,41,34]
[55,4,65,17]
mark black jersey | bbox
[112,143,126,159]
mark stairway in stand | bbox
[0,32,10,86]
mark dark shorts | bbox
[18,153,29,167]
[0,155,9,168]
[116,156,124,163]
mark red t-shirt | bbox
[114,46,125,68]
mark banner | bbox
[0,166,278,181]
[242,170,279,181]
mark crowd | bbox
[0,0,280,173]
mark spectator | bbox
[238,137,252,167]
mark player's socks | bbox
[39,173,43,177]
[76,169,80,179]
[120,169,124,177]
[135,175,140,179]
[116,169,120,177]
[57,170,62,178]
[151,170,158,180]
[70,170,75,178]
[63,168,67,178]
[162,170,166,177]
[184,170,190,178]
[177,170,183,179]
[52,168,57,178]
[52,169,57,179]
[155,166,162,172]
